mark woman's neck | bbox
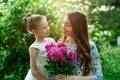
[66,36,76,46]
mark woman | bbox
[56,11,102,80]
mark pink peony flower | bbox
[68,51,77,62]
[47,47,59,61]
[57,42,66,47]
[57,50,66,63]
[58,47,68,55]
[46,42,77,63]
[45,42,56,52]
[44,42,78,76]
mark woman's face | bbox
[62,15,74,37]
[35,18,50,37]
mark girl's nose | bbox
[48,26,50,30]
[62,23,65,29]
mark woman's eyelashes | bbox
[66,25,71,27]
[63,23,71,27]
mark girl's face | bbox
[62,16,74,37]
[35,18,50,37]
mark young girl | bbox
[24,13,55,80]
[56,11,102,80]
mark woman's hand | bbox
[56,74,66,80]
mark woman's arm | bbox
[56,75,90,80]
[29,47,47,80]
[66,75,90,80]
[68,43,102,80]
[89,42,102,80]
[56,43,102,80]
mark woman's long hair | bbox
[61,11,91,75]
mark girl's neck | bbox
[35,35,46,43]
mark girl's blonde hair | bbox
[24,13,45,33]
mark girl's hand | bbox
[56,74,66,80]
[37,76,47,80]
[38,78,47,80]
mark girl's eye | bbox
[43,26,46,29]
[43,26,48,29]
[43,24,48,29]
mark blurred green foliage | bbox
[0,0,120,80]
[89,0,120,45]
[0,0,60,79]
[100,44,120,79]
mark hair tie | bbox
[26,17,32,23]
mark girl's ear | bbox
[31,29,36,34]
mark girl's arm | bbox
[29,47,47,80]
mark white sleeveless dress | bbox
[25,38,55,80]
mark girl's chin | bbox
[63,34,68,37]
[46,33,50,36]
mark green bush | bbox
[0,0,59,79]
[100,44,120,80]
[89,20,120,79]
[88,22,112,50]
[88,0,120,45]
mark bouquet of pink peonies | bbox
[44,42,77,77]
